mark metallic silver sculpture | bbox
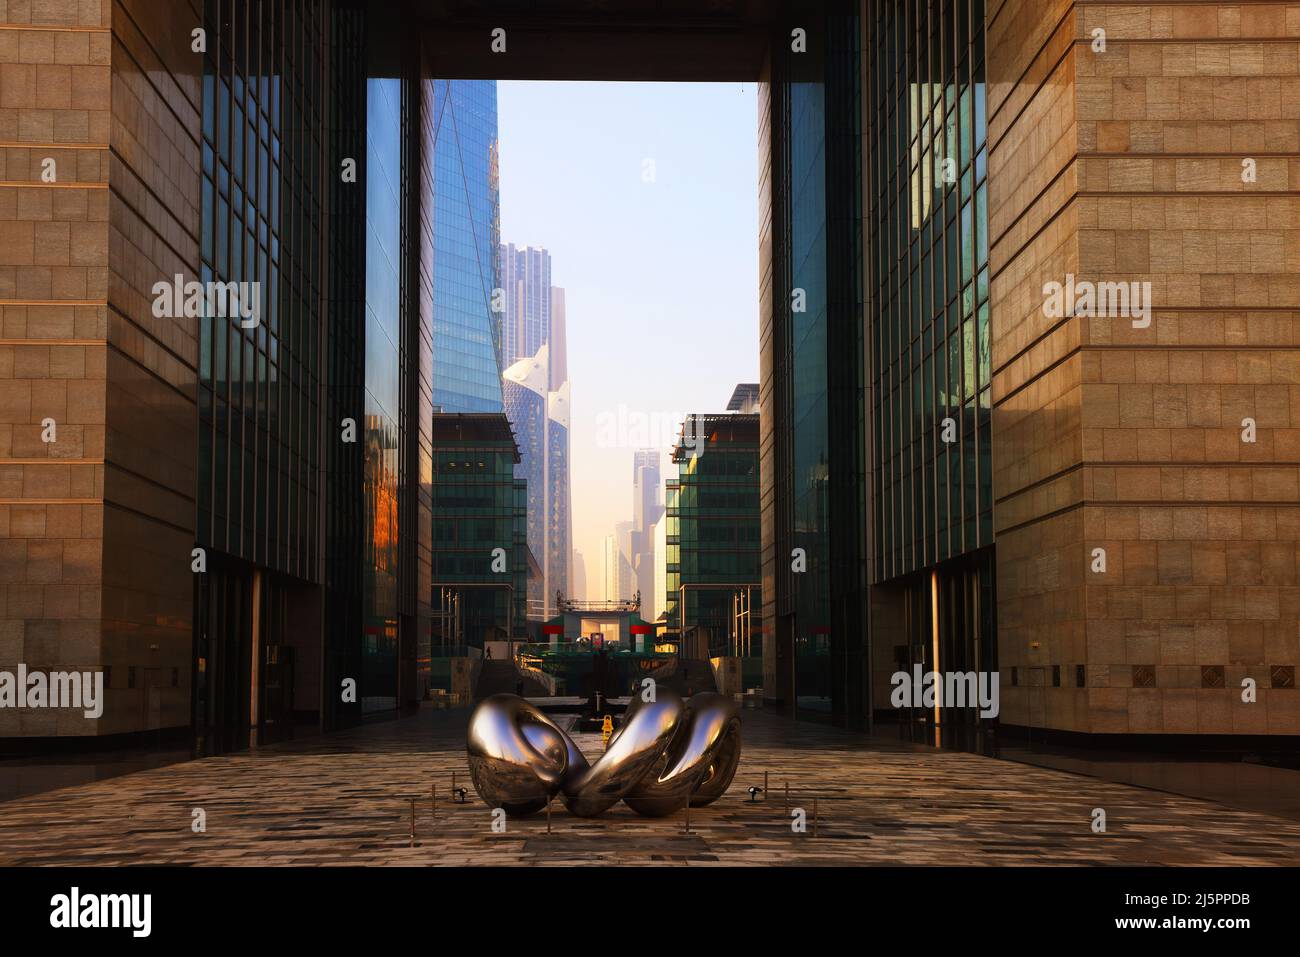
[466,689,741,817]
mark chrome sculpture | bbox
[466,689,741,817]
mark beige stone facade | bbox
[0,0,199,737]
[992,1,1300,734]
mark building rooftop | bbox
[726,382,759,412]
[431,412,521,461]
[672,412,759,462]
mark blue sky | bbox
[497,81,759,598]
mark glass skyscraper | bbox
[500,244,571,620]
[428,80,504,413]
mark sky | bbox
[497,81,759,601]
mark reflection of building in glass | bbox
[429,414,528,691]
[427,80,504,413]
[666,408,762,670]
[362,79,403,714]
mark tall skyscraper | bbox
[427,81,503,413]
[602,535,619,603]
[502,345,548,619]
[500,242,571,619]
[571,550,587,602]
[501,243,552,367]
[631,450,663,612]
[547,381,571,613]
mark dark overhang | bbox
[403,0,780,81]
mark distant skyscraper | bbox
[548,287,572,608]
[500,242,571,619]
[614,520,636,603]
[602,535,618,602]
[631,450,662,612]
[571,550,587,602]
[547,381,571,612]
[501,243,552,368]
[549,287,568,389]
[503,345,548,619]
[653,520,666,623]
[427,80,503,413]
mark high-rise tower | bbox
[428,81,503,413]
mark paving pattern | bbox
[2,706,1299,866]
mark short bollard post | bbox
[785,781,789,810]
[546,798,552,834]
[410,798,416,847]
[684,796,691,834]
[432,783,436,818]
[764,770,769,801]
[813,798,818,839]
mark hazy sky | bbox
[497,81,759,600]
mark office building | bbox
[665,409,762,666]
[3,0,1296,755]
[427,80,504,413]
[630,449,662,612]
[500,242,571,619]
[429,413,528,690]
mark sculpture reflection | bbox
[465,690,741,817]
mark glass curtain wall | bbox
[669,416,763,662]
[197,0,323,577]
[865,0,996,742]
[195,0,327,749]
[428,80,504,413]
[867,0,992,579]
[769,0,862,721]
[430,433,524,659]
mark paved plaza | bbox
[2,707,1299,866]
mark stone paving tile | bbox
[2,707,1299,866]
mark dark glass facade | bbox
[864,0,996,737]
[430,414,528,680]
[196,0,323,575]
[194,0,329,752]
[765,0,866,723]
[192,0,429,748]
[428,80,504,413]
[867,0,992,579]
